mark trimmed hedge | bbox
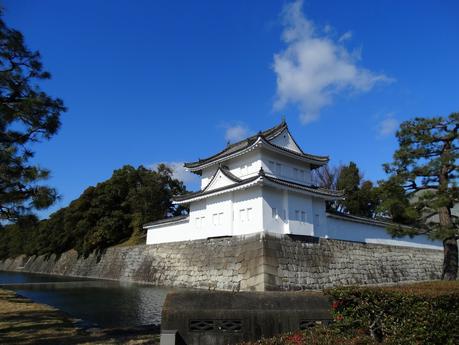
[240,281,459,345]
[238,326,379,345]
[326,281,459,344]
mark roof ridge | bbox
[184,121,329,171]
[174,171,342,203]
[263,175,344,197]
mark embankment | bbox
[0,234,444,291]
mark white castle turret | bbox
[144,120,441,250]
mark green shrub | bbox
[238,326,378,345]
[240,282,459,345]
[326,281,459,344]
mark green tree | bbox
[0,11,66,222]
[380,113,458,280]
[336,162,379,217]
[0,164,188,259]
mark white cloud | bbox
[339,31,353,43]
[148,161,199,186]
[273,0,393,124]
[378,116,399,137]
[224,124,250,143]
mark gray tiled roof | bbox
[326,211,414,229]
[263,175,344,198]
[173,174,260,202]
[143,215,189,228]
[173,169,342,203]
[219,165,242,182]
[184,121,329,170]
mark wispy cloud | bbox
[377,115,399,137]
[148,161,199,186]
[224,123,250,143]
[338,31,353,43]
[273,0,393,124]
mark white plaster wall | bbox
[312,197,327,237]
[232,187,264,235]
[261,150,312,184]
[262,187,316,236]
[287,191,314,236]
[226,150,262,180]
[202,193,233,238]
[148,187,263,244]
[147,221,194,244]
[262,186,285,234]
[325,215,443,250]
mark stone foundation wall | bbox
[263,236,443,290]
[0,234,444,291]
[0,235,266,291]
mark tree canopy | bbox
[379,113,458,279]
[314,162,380,218]
[0,164,188,259]
[0,11,65,222]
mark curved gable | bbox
[202,167,241,192]
[268,128,303,154]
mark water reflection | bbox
[0,271,90,284]
[0,271,171,328]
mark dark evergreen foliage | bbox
[0,164,188,258]
[0,10,66,222]
[335,162,380,217]
[378,113,458,279]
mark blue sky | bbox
[3,0,459,218]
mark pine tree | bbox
[380,113,458,280]
[336,162,379,217]
[0,11,66,222]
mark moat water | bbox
[0,271,172,328]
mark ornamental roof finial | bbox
[281,114,286,124]
[259,167,265,176]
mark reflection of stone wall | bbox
[0,234,444,291]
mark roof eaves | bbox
[326,211,416,230]
[143,215,189,228]
[263,175,343,199]
[259,137,329,164]
[173,173,262,203]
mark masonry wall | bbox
[263,235,443,291]
[0,234,444,291]
[0,235,267,291]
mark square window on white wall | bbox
[218,212,223,225]
[247,208,252,221]
[212,213,217,226]
[239,209,245,222]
